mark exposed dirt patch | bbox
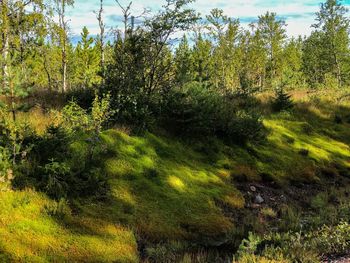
[323,253,350,263]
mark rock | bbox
[250,186,256,192]
[254,194,264,204]
[280,195,287,202]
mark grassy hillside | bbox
[1,90,350,262]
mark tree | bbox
[143,0,198,95]
[54,0,74,93]
[0,0,10,93]
[256,12,287,88]
[313,0,350,87]
[0,0,46,118]
[240,25,267,91]
[174,34,193,85]
[103,0,198,128]
[74,27,100,88]
[0,0,47,166]
[95,0,106,80]
[282,37,305,89]
[207,9,243,92]
[191,32,213,84]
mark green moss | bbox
[0,190,138,262]
[2,92,350,261]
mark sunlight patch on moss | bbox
[0,190,138,262]
[168,176,186,191]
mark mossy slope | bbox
[1,95,350,262]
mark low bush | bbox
[44,198,72,220]
[272,88,294,112]
[11,94,112,199]
[235,221,350,262]
[162,82,265,144]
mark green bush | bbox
[62,101,90,133]
[13,122,108,199]
[235,222,350,262]
[272,88,293,112]
[62,93,113,135]
[44,198,72,220]
[0,147,11,180]
[162,82,265,144]
[41,160,71,199]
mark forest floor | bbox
[323,255,350,263]
[1,89,350,262]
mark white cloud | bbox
[65,0,347,37]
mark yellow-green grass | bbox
[0,190,138,262]
[76,130,245,242]
[1,89,350,261]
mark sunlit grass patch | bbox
[0,190,138,262]
[257,113,350,182]
[87,130,242,241]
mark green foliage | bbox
[61,93,113,134]
[41,160,71,199]
[163,82,265,144]
[44,198,72,220]
[310,193,329,210]
[0,107,35,167]
[271,88,294,112]
[74,26,101,87]
[91,92,114,134]
[62,101,90,133]
[237,232,262,257]
[256,12,287,88]
[103,0,198,130]
[0,147,11,179]
[239,222,350,262]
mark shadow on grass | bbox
[4,96,350,262]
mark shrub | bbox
[313,221,350,255]
[61,101,90,133]
[235,222,350,263]
[31,125,71,164]
[279,205,301,232]
[272,88,293,112]
[310,193,328,210]
[0,147,11,180]
[0,108,36,166]
[44,198,72,220]
[236,232,262,257]
[261,208,277,218]
[61,93,113,135]
[90,93,114,134]
[162,82,265,144]
[218,110,265,144]
[41,160,71,199]
[13,122,108,199]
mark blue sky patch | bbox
[66,0,350,40]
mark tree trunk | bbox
[97,0,105,82]
[60,0,68,93]
[1,0,9,92]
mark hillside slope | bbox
[1,92,350,262]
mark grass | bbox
[0,190,138,262]
[78,130,244,242]
[1,89,350,261]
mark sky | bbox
[65,0,350,40]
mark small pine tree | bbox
[272,87,293,112]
